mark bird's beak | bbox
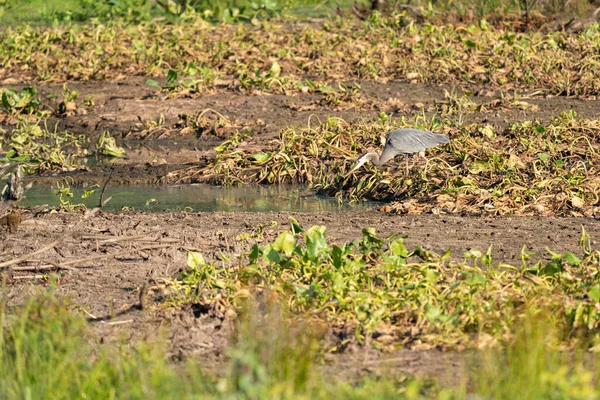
[350,158,367,172]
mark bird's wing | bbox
[386,129,449,154]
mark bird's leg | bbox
[405,154,409,176]
[421,154,430,175]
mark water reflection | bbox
[18,184,377,212]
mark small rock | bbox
[531,204,546,214]
[571,196,585,209]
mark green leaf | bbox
[424,303,442,322]
[167,69,178,83]
[186,251,206,268]
[221,8,233,23]
[463,39,476,48]
[589,284,600,303]
[269,61,281,77]
[465,272,486,286]
[293,284,308,296]
[464,249,483,259]
[363,227,376,237]
[469,160,491,174]
[146,79,162,89]
[305,225,328,261]
[214,143,227,153]
[264,246,280,264]
[529,257,562,276]
[332,245,346,269]
[289,217,303,235]
[425,269,439,285]
[563,252,581,266]
[481,126,495,138]
[252,152,271,162]
[331,271,345,294]
[317,85,335,94]
[362,227,382,246]
[214,279,226,289]
[248,244,261,262]
[273,232,295,257]
[1,88,18,110]
[482,245,493,265]
[389,238,408,258]
[5,152,29,162]
[81,189,96,199]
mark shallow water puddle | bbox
[18,184,377,212]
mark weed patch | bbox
[166,219,600,350]
[1,119,87,172]
[176,111,600,216]
[2,17,600,95]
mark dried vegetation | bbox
[2,14,600,96]
[173,108,600,217]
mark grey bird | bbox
[351,128,450,174]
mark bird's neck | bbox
[367,152,383,166]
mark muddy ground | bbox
[3,78,600,383]
[2,210,599,384]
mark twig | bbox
[12,274,47,280]
[11,260,78,272]
[562,17,576,31]
[99,172,113,208]
[104,320,134,326]
[84,301,145,322]
[351,3,369,20]
[80,234,154,243]
[0,241,60,269]
[79,235,179,244]
[139,283,149,310]
[32,244,173,270]
[82,309,134,325]
[196,108,231,124]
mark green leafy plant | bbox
[55,180,97,211]
[95,131,126,157]
[167,219,600,349]
[2,119,87,172]
[56,83,79,115]
[0,287,448,399]
[1,86,41,115]
[146,68,212,95]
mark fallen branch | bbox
[11,259,78,272]
[0,241,60,269]
[79,234,180,244]
[33,244,173,270]
[99,173,113,208]
[12,274,47,280]
[82,308,136,324]
[80,234,155,243]
[9,243,171,274]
